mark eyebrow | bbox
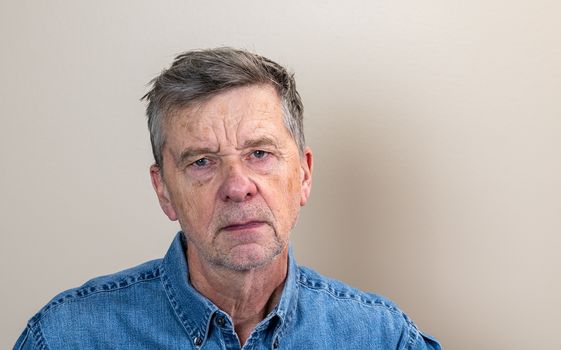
[240,136,279,150]
[177,147,218,166]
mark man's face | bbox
[151,85,312,271]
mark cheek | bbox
[265,166,302,212]
[286,171,301,201]
[288,162,303,192]
[171,183,214,228]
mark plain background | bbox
[2,1,560,349]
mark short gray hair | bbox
[142,47,305,167]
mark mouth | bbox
[221,220,267,232]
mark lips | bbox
[221,221,267,232]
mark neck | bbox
[187,247,289,346]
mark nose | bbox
[218,163,257,202]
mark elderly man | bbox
[14,48,441,349]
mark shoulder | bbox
[20,259,163,349]
[296,265,402,313]
[31,258,163,321]
[293,266,441,350]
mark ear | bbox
[150,164,178,221]
[299,147,313,206]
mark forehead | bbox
[164,84,288,146]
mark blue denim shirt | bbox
[14,233,441,349]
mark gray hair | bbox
[142,47,305,167]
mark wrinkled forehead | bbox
[162,85,288,148]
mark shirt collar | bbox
[161,232,217,345]
[160,232,299,345]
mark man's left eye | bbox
[252,150,268,159]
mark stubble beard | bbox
[184,203,292,272]
[211,227,286,271]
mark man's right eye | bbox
[193,158,209,167]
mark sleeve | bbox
[13,327,39,350]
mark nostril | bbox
[225,190,252,202]
[226,191,252,201]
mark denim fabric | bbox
[14,232,441,350]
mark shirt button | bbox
[194,336,203,346]
[217,316,226,326]
[273,337,279,349]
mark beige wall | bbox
[2,1,560,349]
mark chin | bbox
[217,243,284,271]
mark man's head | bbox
[143,48,312,271]
[142,47,305,168]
